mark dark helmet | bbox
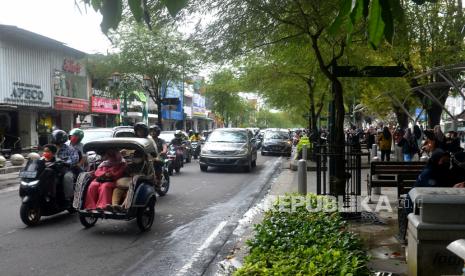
[195,131,200,135]
[174,130,183,138]
[51,129,68,145]
[149,125,161,136]
[69,128,84,143]
[134,122,149,137]
[188,129,194,136]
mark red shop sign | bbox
[91,96,121,114]
[54,96,89,112]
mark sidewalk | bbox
[0,160,24,174]
[219,159,407,275]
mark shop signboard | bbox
[193,93,206,118]
[161,81,184,120]
[91,96,120,114]
[54,96,89,112]
[3,82,51,107]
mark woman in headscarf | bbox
[85,149,127,210]
[378,126,392,161]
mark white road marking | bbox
[177,220,228,275]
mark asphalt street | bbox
[0,155,283,276]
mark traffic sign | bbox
[333,65,409,77]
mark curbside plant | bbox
[235,194,370,276]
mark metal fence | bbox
[314,142,364,217]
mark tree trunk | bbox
[392,104,409,129]
[331,79,346,197]
[308,79,316,132]
[426,87,449,128]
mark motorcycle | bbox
[155,157,170,196]
[167,144,183,175]
[191,141,201,159]
[19,159,74,226]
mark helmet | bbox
[134,122,149,137]
[174,130,183,138]
[149,125,161,136]
[51,129,68,145]
[69,128,84,143]
[188,129,194,136]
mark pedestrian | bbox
[366,126,376,151]
[398,128,418,162]
[433,125,446,150]
[413,125,423,160]
[378,126,392,161]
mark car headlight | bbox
[21,180,39,186]
[201,149,212,155]
[235,148,248,155]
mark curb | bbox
[0,165,23,174]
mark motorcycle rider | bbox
[149,125,168,188]
[171,130,185,146]
[134,122,149,138]
[52,129,79,203]
[188,129,194,139]
[190,131,201,142]
[66,128,85,171]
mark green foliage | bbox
[81,0,188,33]
[235,194,369,275]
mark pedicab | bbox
[73,138,157,231]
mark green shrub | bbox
[235,194,370,276]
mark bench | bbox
[367,161,426,202]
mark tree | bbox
[240,38,328,133]
[399,1,465,128]
[201,0,363,196]
[205,70,246,127]
[112,22,196,128]
[79,0,188,33]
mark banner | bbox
[91,96,120,114]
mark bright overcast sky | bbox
[0,0,112,54]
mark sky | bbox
[0,0,112,54]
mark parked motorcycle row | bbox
[17,129,207,232]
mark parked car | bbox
[159,131,192,163]
[199,128,258,172]
[261,129,292,156]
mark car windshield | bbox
[81,130,113,144]
[208,130,248,143]
[159,132,175,142]
[265,131,289,140]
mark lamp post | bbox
[108,72,126,125]
[143,76,152,126]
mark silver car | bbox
[199,128,258,172]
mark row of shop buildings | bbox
[0,25,218,150]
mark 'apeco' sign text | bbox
[63,59,81,74]
[3,82,49,106]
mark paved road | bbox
[0,155,283,276]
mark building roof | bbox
[0,24,86,57]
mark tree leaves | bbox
[162,0,188,18]
[81,0,188,34]
[128,0,143,23]
[100,0,123,34]
[367,0,385,49]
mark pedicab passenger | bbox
[111,150,146,210]
[84,149,126,211]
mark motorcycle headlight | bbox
[21,180,39,186]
